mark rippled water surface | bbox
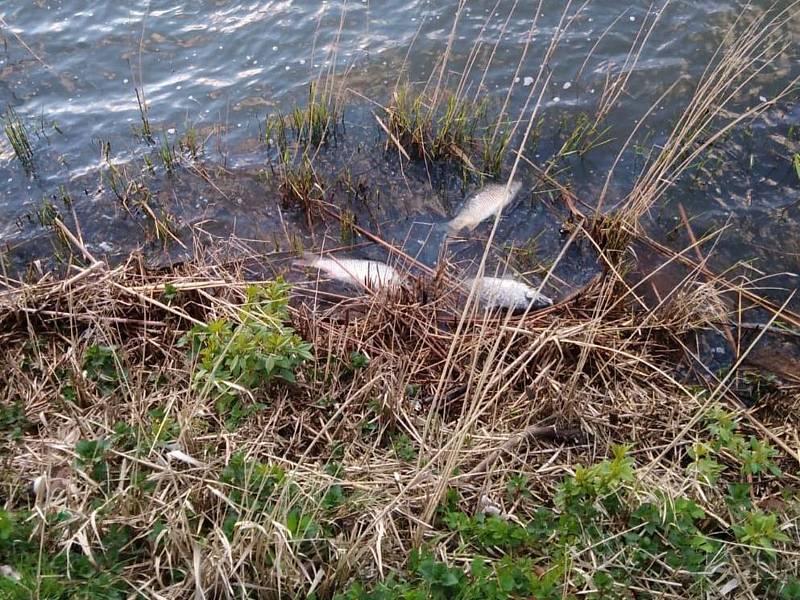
[1,0,798,314]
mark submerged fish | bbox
[295,252,403,290]
[466,276,553,311]
[445,181,523,232]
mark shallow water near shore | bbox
[1,0,798,318]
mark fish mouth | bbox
[525,292,553,309]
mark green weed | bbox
[82,344,121,396]
[391,433,417,461]
[341,437,793,598]
[335,550,561,600]
[75,438,112,484]
[220,452,285,514]
[733,509,790,559]
[181,280,313,427]
[0,402,34,441]
[0,509,139,599]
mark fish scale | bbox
[466,276,552,310]
[295,253,403,290]
[446,181,523,232]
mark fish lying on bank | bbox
[445,180,523,232]
[466,276,553,311]
[295,252,403,291]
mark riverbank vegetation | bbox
[1,216,799,598]
[2,2,800,599]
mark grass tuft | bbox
[3,107,35,175]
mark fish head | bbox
[524,288,553,309]
[507,180,524,198]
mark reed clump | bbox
[3,107,35,175]
[384,86,512,177]
[265,82,341,152]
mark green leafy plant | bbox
[349,351,370,371]
[182,280,313,426]
[75,438,111,484]
[148,406,180,446]
[0,510,136,599]
[220,452,285,511]
[335,550,561,600]
[505,474,533,503]
[0,402,34,440]
[82,344,121,395]
[391,433,417,461]
[732,509,790,558]
[555,444,636,526]
[686,442,726,485]
[162,283,179,302]
[739,437,781,477]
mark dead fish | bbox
[445,181,523,232]
[466,276,552,310]
[295,252,403,291]
[0,565,21,582]
[166,449,205,468]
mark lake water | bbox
[1,0,798,322]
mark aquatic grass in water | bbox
[159,132,176,174]
[275,152,325,228]
[482,128,511,178]
[339,208,356,244]
[555,112,613,159]
[289,82,339,147]
[99,146,181,245]
[3,107,35,175]
[179,126,202,160]
[134,88,154,144]
[385,85,518,178]
[264,81,341,153]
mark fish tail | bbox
[441,216,465,234]
[434,221,453,234]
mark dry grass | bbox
[1,219,798,598]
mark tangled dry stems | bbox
[1,228,797,597]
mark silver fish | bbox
[296,252,403,290]
[466,276,552,310]
[446,181,523,232]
